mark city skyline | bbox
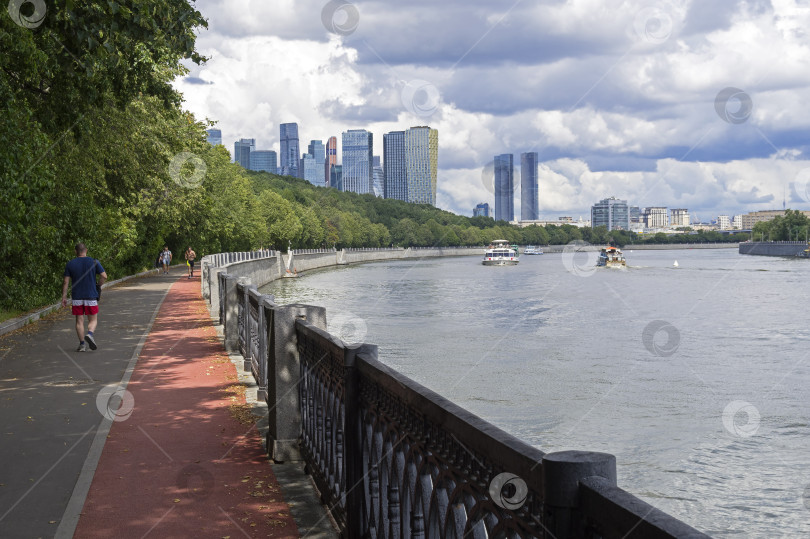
[176,1,810,219]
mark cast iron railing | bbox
[210,258,711,539]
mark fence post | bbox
[241,283,257,370]
[266,304,327,463]
[344,344,378,538]
[223,275,240,352]
[542,451,617,539]
[209,268,224,319]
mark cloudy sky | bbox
[175,0,810,220]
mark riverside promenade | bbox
[0,268,327,538]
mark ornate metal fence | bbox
[212,253,709,539]
[294,319,709,539]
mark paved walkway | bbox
[0,269,302,538]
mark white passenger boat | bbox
[523,246,544,255]
[596,246,626,267]
[483,240,519,266]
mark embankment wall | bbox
[739,241,807,256]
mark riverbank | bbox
[739,240,808,256]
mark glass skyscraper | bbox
[520,152,539,221]
[233,138,255,169]
[300,154,321,185]
[249,150,277,173]
[494,154,514,222]
[405,126,438,206]
[325,136,337,187]
[372,156,384,197]
[383,131,407,201]
[591,197,630,231]
[330,165,343,192]
[473,203,490,217]
[206,128,222,146]
[341,129,373,194]
[279,123,300,177]
[307,140,325,186]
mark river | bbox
[261,248,810,537]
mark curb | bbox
[0,267,162,338]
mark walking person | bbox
[184,246,196,279]
[62,243,107,352]
[161,245,172,274]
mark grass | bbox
[0,309,24,324]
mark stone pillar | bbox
[241,283,257,370]
[266,304,327,463]
[542,451,617,539]
[223,275,240,352]
[209,268,224,321]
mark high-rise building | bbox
[731,214,743,229]
[591,197,629,231]
[473,203,490,218]
[308,140,325,186]
[206,128,222,146]
[279,123,300,177]
[643,207,668,228]
[299,154,322,185]
[494,154,514,222]
[717,215,730,230]
[325,136,337,187]
[341,129,373,194]
[405,126,438,205]
[249,150,277,173]
[670,208,689,227]
[383,131,407,201]
[629,206,641,223]
[372,156,384,197]
[233,138,255,169]
[330,165,343,191]
[520,152,539,221]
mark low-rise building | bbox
[741,210,810,230]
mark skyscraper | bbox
[307,140,325,186]
[233,138,255,169]
[341,129,373,194]
[249,150,277,173]
[372,156,384,197]
[330,165,343,191]
[494,154,514,222]
[473,203,490,217]
[383,131,407,201]
[300,154,321,185]
[325,136,337,187]
[206,128,222,146]
[520,152,539,221]
[279,123,300,177]
[405,126,438,206]
[591,197,630,231]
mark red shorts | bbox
[71,299,99,316]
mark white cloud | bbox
[178,0,810,218]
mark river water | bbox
[262,248,810,537]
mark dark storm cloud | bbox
[317,98,400,122]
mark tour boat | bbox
[483,240,519,266]
[596,246,626,267]
[523,246,544,255]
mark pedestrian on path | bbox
[161,245,172,274]
[62,242,107,352]
[184,246,196,279]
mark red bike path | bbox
[73,274,298,538]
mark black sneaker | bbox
[85,334,97,350]
[76,343,87,352]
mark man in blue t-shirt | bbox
[62,243,107,352]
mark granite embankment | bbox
[202,247,485,296]
[739,241,808,256]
